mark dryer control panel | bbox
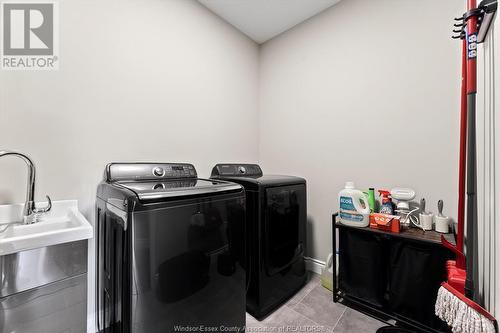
[211,164,263,177]
[106,163,197,181]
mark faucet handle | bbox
[33,195,52,214]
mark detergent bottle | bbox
[321,253,335,291]
[339,182,370,227]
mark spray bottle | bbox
[378,190,394,215]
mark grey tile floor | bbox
[246,273,386,333]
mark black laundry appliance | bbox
[96,163,246,333]
[211,164,307,319]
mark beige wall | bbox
[0,0,259,330]
[259,0,464,261]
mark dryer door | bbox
[264,184,306,276]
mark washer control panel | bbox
[106,163,197,181]
[211,164,263,177]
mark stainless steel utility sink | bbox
[0,200,92,256]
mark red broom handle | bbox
[456,38,467,269]
[442,34,468,269]
[464,0,479,301]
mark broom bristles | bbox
[436,285,497,333]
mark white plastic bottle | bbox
[339,182,370,227]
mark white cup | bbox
[434,215,450,233]
[419,213,433,231]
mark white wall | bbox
[477,18,500,318]
[0,0,259,331]
[259,0,464,260]
[0,0,484,327]
[495,19,500,320]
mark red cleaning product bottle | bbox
[378,190,393,215]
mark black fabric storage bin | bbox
[339,229,387,308]
[388,240,452,330]
[334,220,455,333]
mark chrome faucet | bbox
[0,150,51,224]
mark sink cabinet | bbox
[0,240,88,333]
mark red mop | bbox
[435,0,498,332]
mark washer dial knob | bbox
[238,166,246,174]
[153,167,165,177]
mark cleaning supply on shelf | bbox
[339,182,370,227]
[420,197,427,215]
[321,253,334,291]
[434,200,450,233]
[364,188,376,213]
[378,190,394,215]
[419,199,434,231]
[369,213,401,233]
[391,188,416,210]
[389,187,422,229]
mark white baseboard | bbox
[304,257,325,275]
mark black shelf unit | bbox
[332,213,455,333]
